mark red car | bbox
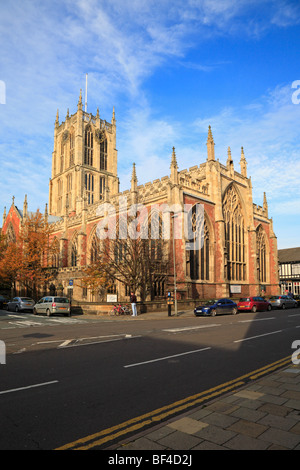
[237,296,272,313]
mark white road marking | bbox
[0,380,59,395]
[162,324,220,333]
[124,347,211,368]
[239,317,275,323]
[234,330,282,343]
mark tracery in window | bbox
[186,205,210,281]
[256,225,267,283]
[6,223,16,244]
[90,232,99,264]
[223,185,246,281]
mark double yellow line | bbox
[56,355,292,450]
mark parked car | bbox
[294,295,300,307]
[237,296,272,313]
[0,295,10,310]
[194,298,238,317]
[269,295,298,310]
[7,297,35,312]
[33,296,71,317]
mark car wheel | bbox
[46,309,51,317]
[267,305,272,311]
[210,309,217,317]
[232,307,237,315]
[282,304,286,310]
[15,306,19,312]
[33,308,37,315]
[252,305,257,313]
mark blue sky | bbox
[0,0,300,248]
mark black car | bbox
[0,295,10,310]
[194,298,238,316]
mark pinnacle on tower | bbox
[240,146,247,177]
[55,109,59,127]
[206,125,215,161]
[131,162,137,189]
[170,147,179,184]
[171,146,178,168]
[78,89,83,110]
[227,147,233,167]
[23,194,28,219]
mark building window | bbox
[6,223,16,244]
[57,179,63,214]
[223,185,246,281]
[256,226,267,283]
[90,234,99,264]
[84,126,93,166]
[100,139,107,170]
[85,173,94,204]
[186,205,210,281]
[71,240,78,267]
[99,176,106,200]
[69,132,75,166]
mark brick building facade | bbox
[1,93,280,302]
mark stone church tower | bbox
[49,90,119,217]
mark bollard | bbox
[0,340,6,365]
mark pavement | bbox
[100,309,300,451]
[111,362,300,450]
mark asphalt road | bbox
[0,307,299,449]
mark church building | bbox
[1,92,280,303]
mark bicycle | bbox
[109,304,131,316]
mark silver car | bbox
[33,296,71,317]
[7,297,35,312]
[269,295,297,310]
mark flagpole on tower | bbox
[85,73,88,112]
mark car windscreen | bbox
[21,298,33,301]
[54,298,70,303]
[204,300,216,305]
[270,296,279,299]
[239,298,250,302]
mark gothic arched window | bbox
[100,138,107,170]
[90,233,99,264]
[256,226,267,283]
[69,131,75,166]
[186,205,210,281]
[71,239,78,267]
[85,173,94,204]
[223,185,246,281]
[57,179,63,214]
[84,125,93,166]
[6,223,16,244]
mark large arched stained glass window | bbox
[256,226,267,283]
[223,185,246,281]
[90,233,99,264]
[186,205,210,281]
